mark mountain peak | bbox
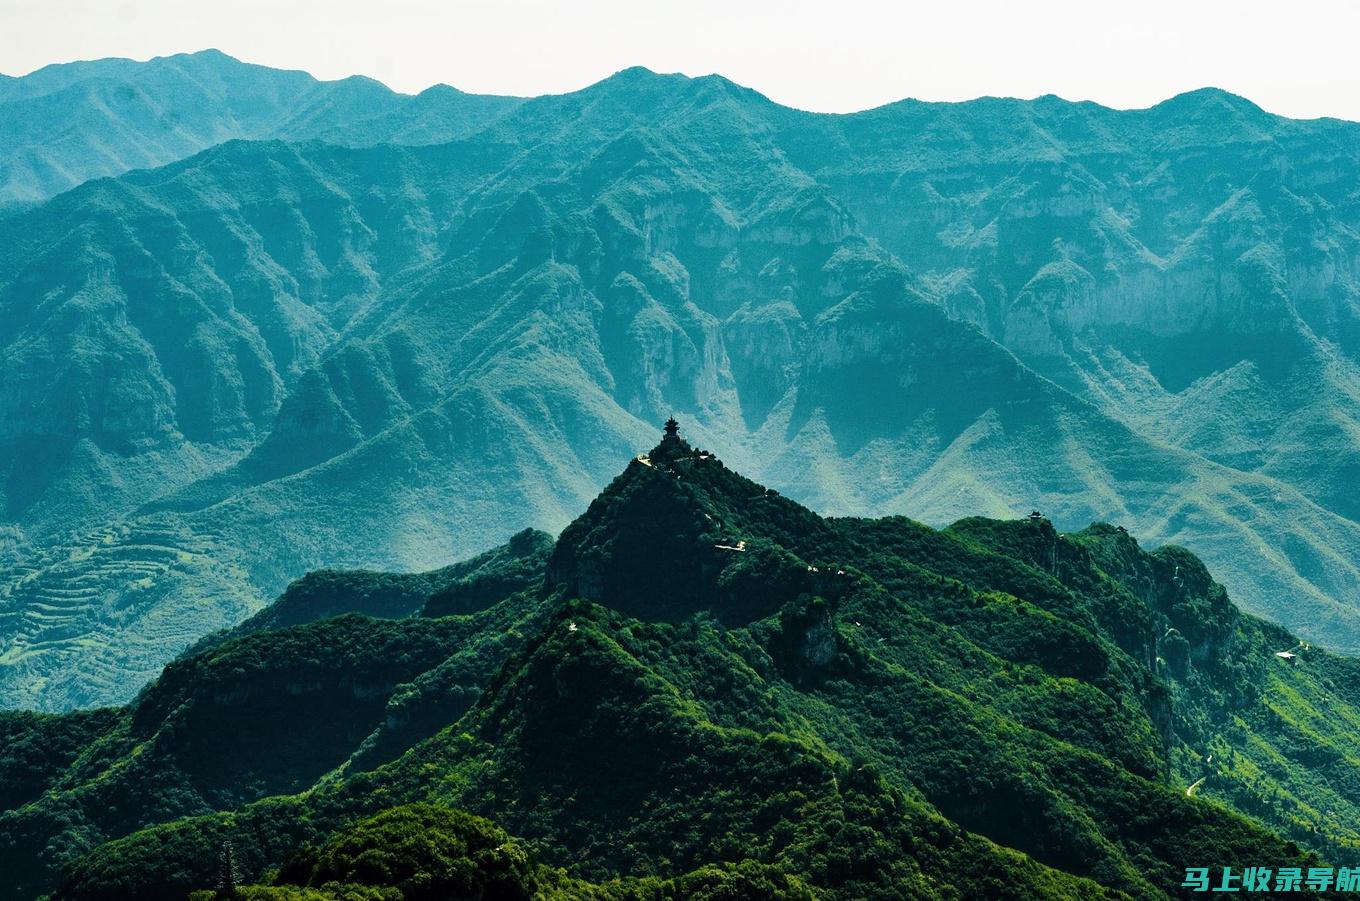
[1148,85,1271,119]
[172,47,238,64]
[604,64,667,81]
[415,82,466,98]
[577,65,695,101]
[545,419,834,624]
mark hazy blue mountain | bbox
[3,62,1360,711]
[0,49,522,212]
[783,88,1360,524]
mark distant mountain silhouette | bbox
[0,49,522,211]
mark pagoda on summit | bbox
[651,415,692,462]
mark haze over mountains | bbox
[1,50,1359,710]
[0,49,521,213]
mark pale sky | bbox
[3,0,1358,121]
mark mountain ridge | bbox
[0,49,525,213]
[3,55,1360,711]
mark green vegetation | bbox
[255,805,545,899]
[0,708,119,811]
[181,805,816,901]
[193,528,554,653]
[3,443,1356,899]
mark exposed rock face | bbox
[722,301,806,422]
[816,96,1360,530]
[1160,628,1193,680]
[800,607,838,669]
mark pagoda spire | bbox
[663,416,680,441]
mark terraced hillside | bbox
[0,518,252,708]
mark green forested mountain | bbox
[3,59,1360,711]
[3,437,1357,899]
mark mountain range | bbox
[2,435,1356,899]
[0,49,520,213]
[2,51,1360,711]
